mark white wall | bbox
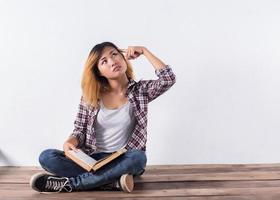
[0,0,280,166]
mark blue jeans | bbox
[39,148,147,191]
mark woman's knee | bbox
[39,149,62,167]
[127,149,147,169]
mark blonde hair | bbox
[81,42,135,107]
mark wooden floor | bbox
[1,164,280,199]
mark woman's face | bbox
[97,46,127,80]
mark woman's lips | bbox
[113,65,121,72]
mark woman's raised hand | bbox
[121,46,147,60]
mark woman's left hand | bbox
[123,46,146,60]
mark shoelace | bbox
[45,177,72,192]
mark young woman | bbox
[30,42,176,193]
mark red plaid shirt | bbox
[71,65,176,155]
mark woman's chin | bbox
[109,72,127,80]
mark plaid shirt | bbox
[71,65,176,155]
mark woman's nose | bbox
[108,58,117,66]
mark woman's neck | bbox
[107,75,129,95]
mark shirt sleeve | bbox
[70,96,88,147]
[139,65,176,103]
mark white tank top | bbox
[94,100,136,153]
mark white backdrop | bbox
[0,0,280,166]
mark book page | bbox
[92,148,127,171]
[67,149,97,166]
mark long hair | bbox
[81,42,135,107]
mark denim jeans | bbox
[39,148,147,191]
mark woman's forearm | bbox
[142,47,167,70]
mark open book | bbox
[65,148,127,172]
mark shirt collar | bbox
[125,78,137,96]
[127,78,136,89]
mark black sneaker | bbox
[99,174,134,193]
[30,172,73,193]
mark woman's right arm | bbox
[63,136,78,151]
[63,96,88,152]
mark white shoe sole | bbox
[120,174,134,193]
[29,172,53,192]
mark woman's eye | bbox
[102,60,107,65]
[112,52,118,57]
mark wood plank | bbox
[3,164,280,175]
[2,180,280,190]
[135,180,280,190]
[145,166,280,174]
[3,163,280,170]
[2,171,280,184]
[146,163,280,169]
[2,165,280,199]
[2,165,280,183]
[2,184,280,198]
[135,171,280,182]
[1,194,280,200]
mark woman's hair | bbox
[81,42,135,107]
